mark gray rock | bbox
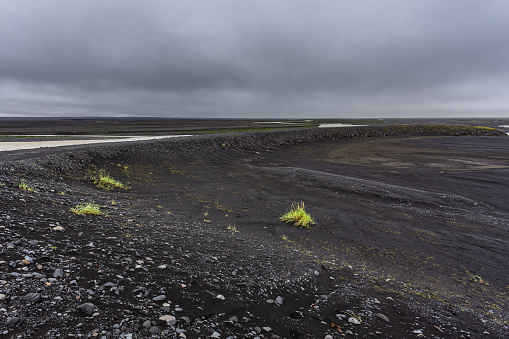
[348,317,361,325]
[143,320,152,328]
[211,331,221,338]
[376,313,390,323]
[0,293,5,301]
[152,295,166,301]
[77,303,95,317]
[159,315,176,326]
[180,316,191,325]
[22,292,42,303]
[275,296,283,305]
[53,268,64,278]
[149,326,161,334]
[5,317,20,327]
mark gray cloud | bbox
[1,0,509,117]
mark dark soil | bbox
[0,125,508,338]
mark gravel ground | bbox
[0,126,508,338]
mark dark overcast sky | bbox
[1,0,509,118]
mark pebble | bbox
[152,295,166,301]
[149,326,161,334]
[22,292,42,303]
[216,294,225,300]
[77,303,95,317]
[4,317,20,327]
[275,296,283,305]
[52,226,65,232]
[0,294,5,301]
[348,317,361,325]
[211,331,221,338]
[412,329,423,334]
[159,315,176,326]
[53,268,64,278]
[376,313,390,323]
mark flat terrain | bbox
[0,121,508,338]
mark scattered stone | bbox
[348,317,361,325]
[0,294,5,301]
[216,294,225,300]
[211,331,221,338]
[376,313,390,323]
[275,296,283,305]
[412,329,423,334]
[53,268,64,278]
[20,259,31,266]
[159,315,176,326]
[22,292,42,303]
[149,326,161,334]
[77,303,95,317]
[4,317,20,327]
[152,295,166,301]
[52,226,65,232]
[180,316,191,325]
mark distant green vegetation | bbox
[0,135,66,141]
[201,125,319,134]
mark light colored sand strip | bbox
[0,135,192,152]
[318,123,367,128]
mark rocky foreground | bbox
[1,126,508,338]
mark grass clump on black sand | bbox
[279,202,315,228]
[93,172,127,190]
[70,203,103,216]
[18,180,35,191]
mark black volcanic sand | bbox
[0,126,508,338]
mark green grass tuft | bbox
[18,180,35,191]
[93,172,127,190]
[466,270,489,286]
[226,224,239,233]
[70,203,103,216]
[279,202,315,228]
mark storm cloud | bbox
[1,0,509,118]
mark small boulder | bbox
[77,303,95,317]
